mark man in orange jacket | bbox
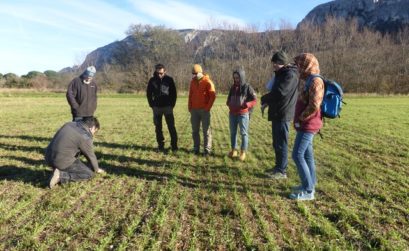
[188,64,216,155]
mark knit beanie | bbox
[83,66,96,77]
[192,64,203,74]
[271,51,289,65]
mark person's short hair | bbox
[155,64,165,71]
[83,117,100,130]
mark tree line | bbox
[2,17,408,94]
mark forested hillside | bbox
[1,18,408,94]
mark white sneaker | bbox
[292,185,315,193]
[289,190,314,201]
[49,169,61,189]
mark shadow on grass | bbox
[0,134,243,177]
[0,155,279,195]
[96,151,248,178]
[0,142,44,153]
[101,160,275,195]
[0,135,281,195]
[0,134,225,157]
[0,165,50,188]
[0,134,51,143]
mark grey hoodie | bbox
[226,69,257,114]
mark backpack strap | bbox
[304,74,323,92]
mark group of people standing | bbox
[45,51,324,201]
[147,62,257,162]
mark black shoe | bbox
[171,146,178,152]
[192,149,200,155]
[203,150,212,156]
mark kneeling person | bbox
[45,117,105,188]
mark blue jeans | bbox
[292,131,316,192]
[229,113,249,150]
[272,121,290,174]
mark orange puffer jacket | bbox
[188,74,216,111]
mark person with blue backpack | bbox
[290,53,325,201]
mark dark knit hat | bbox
[83,66,96,77]
[271,51,289,65]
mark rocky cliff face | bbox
[298,0,409,32]
[62,0,408,73]
[74,29,227,72]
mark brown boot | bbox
[239,151,246,161]
[228,149,238,158]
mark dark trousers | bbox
[59,159,94,183]
[153,106,178,149]
[272,121,290,174]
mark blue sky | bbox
[0,0,330,76]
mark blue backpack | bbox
[305,74,344,119]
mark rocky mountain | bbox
[75,29,244,72]
[298,0,409,33]
[61,0,408,73]
[59,65,80,74]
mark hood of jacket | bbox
[276,64,298,76]
[233,69,246,86]
[294,53,320,80]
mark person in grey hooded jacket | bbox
[226,69,257,161]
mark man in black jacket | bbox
[66,66,98,121]
[261,51,299,179]
[45,117,105,188]
[146,64,178,151]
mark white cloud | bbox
[0,0,143,75]
[127,0,246,29]
[0,1,142,39]
[0,0,250,75]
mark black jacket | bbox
[261,65,299,122]
[45,121,99,171]
[146,74,177,108]
[66,76,98,117]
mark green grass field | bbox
[0,93,408,250]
